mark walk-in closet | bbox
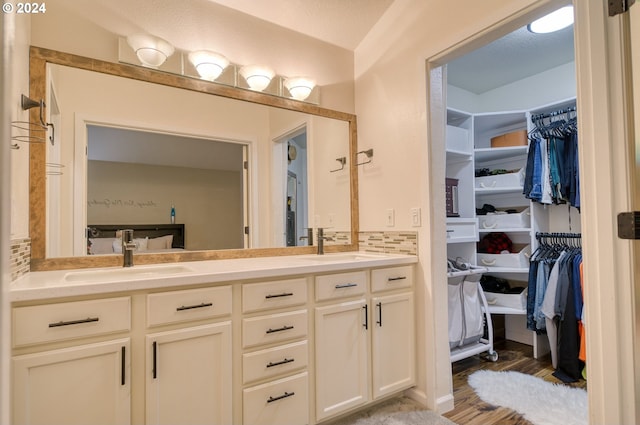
[443,4,587,406]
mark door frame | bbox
[426,1,638,422]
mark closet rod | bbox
[531,106,577,121]
[536,232,581,239]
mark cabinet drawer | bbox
[242,278,307,313]
[147,285,231,327]
[242,309,307,349]
[446,219,478,242]
[371,266,414,293]
[13,297,131,347]
[243,340,308,385]
[315,271,367,301]
[243,372,308,425]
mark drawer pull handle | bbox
[266,325,294,334]
[265,292,294,299]
[48,317,99,328]
[267,391,295,403]
[480,259,497,266]
[335,283,357,289]
[388,276,407,281]
[266,358,295,368]
[176,302,213,311]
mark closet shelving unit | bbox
[445,97,577,359]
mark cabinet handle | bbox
[267,391,295,403]
[266,358,295,368]
[265,292,294,299]
[266,325,294,334]
[121,346,126,386]
[480,258,497,266]
[335,283,357,289]
[481,221,498,229]
[376,302,383,327]
[176,302,213,311]
[363,304,368,330]
[388,276,407,281]
[48,317,99,328]
[152,341,158,379]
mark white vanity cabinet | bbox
[241,277,310,425]
[145,286,232,425]
[370,267,415,399]
[12,297,132,425]
[314,266,415,422]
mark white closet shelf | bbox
[487,305,526,315]
[474,146,528,162]
[475,186,524,195]
[478,227,531,233]
[483,267,529,274]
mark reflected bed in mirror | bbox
[29,47,359,270]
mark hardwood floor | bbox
[443,339,587,425]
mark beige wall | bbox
[352,0,565,412]
[29,1,355,114]
[88,161,243,250]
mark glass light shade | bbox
[528,6,574,34]
[126,34,175,68]
[239,65,275,91]
[284,77,316,101]
[188,50,229,81]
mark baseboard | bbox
[435,394,455,414]
[404,388,454,414]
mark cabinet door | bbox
[13,338,131,425]
[315,299,369,421]
[371,292,415,399]
[146,322,231,425]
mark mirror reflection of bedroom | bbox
[444,5,587,423]
[85,125,248,255]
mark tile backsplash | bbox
[359,231,417,255]
[10,238,30,281]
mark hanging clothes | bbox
[523,108,580,209]
[526,233,584,382]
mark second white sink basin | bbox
[64,264,194,283]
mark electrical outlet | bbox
[411,207,421,227]
[386,209,395,227]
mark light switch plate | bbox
[386,209,395,227]
[411,207,421,227]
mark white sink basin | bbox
[302,253,387,262]
[63,264,194,283]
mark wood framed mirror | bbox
[29,46,359,270]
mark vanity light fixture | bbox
[239,65,275,91]
[126,33,175,68]
[284,77,316,101]
[527,6,574,34]
[188,50,229,81]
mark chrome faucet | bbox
[316,228,333,255]
[299,228,314,246]
[121,229,136,267]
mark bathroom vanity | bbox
[10,253,417,425]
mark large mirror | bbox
[29,47,359,270]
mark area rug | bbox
[328,397,458,425]
[468,370,587,425]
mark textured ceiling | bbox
[447,25,575,94]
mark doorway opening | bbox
[432,1,586,410]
